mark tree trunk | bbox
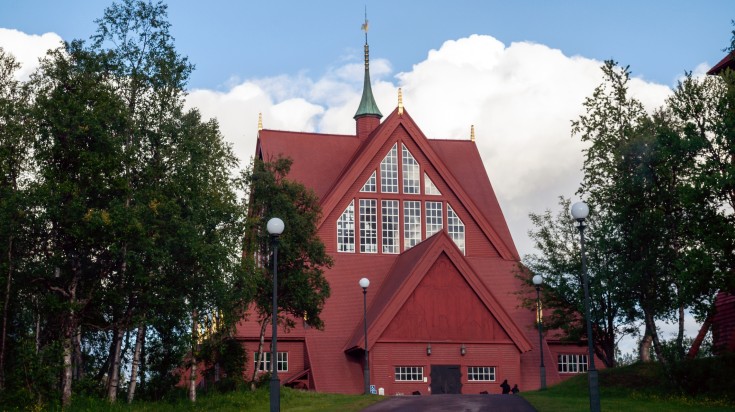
[639,333,653,362]
[676,304,685,360]
[73,325,83,381]
[189,310,198,402]
[127,322,145,403]
[644,310,667,366]
[0,235,12,389]
[107,326,124,402]
[250,317,269,389]
[61,274,78,408]
[61,328,74,408]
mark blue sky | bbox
[1,0,732,90]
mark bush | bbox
[669,352,735,403]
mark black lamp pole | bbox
[533,274,546,390]
[571,202,600,412]
[359,277,370,395]
[267,218,284,412]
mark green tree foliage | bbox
[523,197,636,367]
[0,1,249,408]
[241,157,332,381]
[526,58,733,369]
[0,48,37,393]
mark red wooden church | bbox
[233,34,595,395]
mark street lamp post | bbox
[532,274,546,390]
[359,277,370,395]
[571,202,601,412]
[267,218,284,412]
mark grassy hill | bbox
[521,355,735,412]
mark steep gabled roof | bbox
[256,129,361,200]
[317,107,518,260]
[708,51,735,75]
[343,231,532,353]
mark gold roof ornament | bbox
[258,112,263,131]
[471,124,475,142]
[398,88,404,116]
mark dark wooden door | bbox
[430,365,462,394]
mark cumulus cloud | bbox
[0,28,63,80]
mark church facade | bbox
[233,35,596,395]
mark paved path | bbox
[361,394,537,412]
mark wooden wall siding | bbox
[713,291,735,354]
[369,342,519,395]
[381,254,511,342]
[240,340,306,384]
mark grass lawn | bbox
[67,387,385,412]
[59,359,734,412]
[521,362,735,412]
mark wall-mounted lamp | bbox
[460,343,466,356]
[426,343,432,356]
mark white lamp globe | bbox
[359,277,370,288]
[267,217,285,235]
[571,202,589,220]
[532,274,543,286]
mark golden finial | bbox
[471,125,475,142]
[398,88,404,116]
[258,112,263,131]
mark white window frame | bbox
[424,173,441,195]
[380,143,398,193]
[337,200,355,252]
[558,354,588,374]
[394,366,424,381]
[425,201,443,237]
[254,351,288,372]
[359,199,378,253]
[382,200,399,254]
[403,200,421,250]
[467,366,496,381]
[447,204,465,254]
[360,171,377,193]
[402,144,420,194]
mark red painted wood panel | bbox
[381,254,511,342]
[713,291,735,354]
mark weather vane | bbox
[361,6,368,42]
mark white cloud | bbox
[0,28,63,80]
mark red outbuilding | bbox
[233,34,599,395]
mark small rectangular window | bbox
[426,201,443,237]
[558,354,588,374]
[467,366,496,381]
[394,366,424,381]
[254,352,288,372]
[403,201,421,250]
[382,200,399,254]
[359,199,377,253]
[337,201,355,252]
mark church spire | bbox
[354,11,382,124]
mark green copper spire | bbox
[354,14,382,119]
